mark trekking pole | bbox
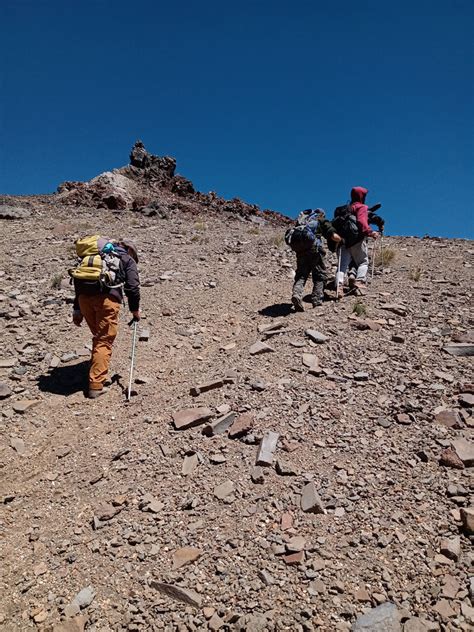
[380,233,385,274]
[336,245,342,299]
[127,318,139,401]
[370,240,376,280]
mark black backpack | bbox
[332,204,361,247]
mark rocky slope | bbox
[0,148,473,632]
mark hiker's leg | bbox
[311,249,326,305]
[336,247,351,287]
[78,294,99,338]
[89,297,120,391]
[292,253,310,299]
[351,239,369,283]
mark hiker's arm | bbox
[319,218,339,241]
[123,258,140,313]
[355,204,373,236]
[369,213,385,232]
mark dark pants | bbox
[292,247,326,304]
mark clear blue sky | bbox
[1,0,473,238]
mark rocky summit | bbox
[0,143,473,631]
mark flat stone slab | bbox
[172,546,202,570]
[380,304,407,317]
[0,358,17,368]
[12,400,38,414]
[443,343,474,357]
[256,430,279,466]
[460,507,474,535]
[172,407,213,430]
[435,410,463,429]
[249,341,275,355]
[452,438,474,466]
[150,581,202,608]
[190,378,225,396]
[214,480,235,499]
[352,602,401,631]
[305,329,327,344]
[202,412,236,436]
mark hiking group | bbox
[68,185,384,399]
[285,186,385,311]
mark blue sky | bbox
[1,0,473,238]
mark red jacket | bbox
[350,186,373,237]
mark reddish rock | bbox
[283,551,305,565]
[228,414,254,439]
[172,407,213,430]
[439,448,464,469]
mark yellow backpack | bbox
[69,235,124,288]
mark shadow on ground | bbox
[37,360,89,395]
[259,303,294,318]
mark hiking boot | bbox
[292,296,305,312]
[312,298,323,308]
[87,388,107,399]
[354,281,367,295]
[348,276,357,291]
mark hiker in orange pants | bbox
[78,295,121,392]
[72,239,140,398]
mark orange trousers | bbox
[78,294,121,390]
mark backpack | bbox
[332,204,361,247]
[68,235,124,290]
[285,224,321,253]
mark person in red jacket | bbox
[335,186,379,297]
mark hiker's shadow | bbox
[259,303,293,318]
[37,361,89,396]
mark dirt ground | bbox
[0,201,473,631]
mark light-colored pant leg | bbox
[349,239,369,282]
[336,246,353,286]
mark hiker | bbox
[347,204,385,283]
[285,209,342,311]
[71,237,140,398]
[332,187,379,298]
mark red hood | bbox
[351,187,368,204]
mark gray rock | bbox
[440,536,460,561]
[403,618,430,632]
[452,438,474,466]
[352,602,401,631]
[251,466,265,484]
[214,480,235,499]
[0,382,12,399]
[10,437,25,454]
[202,413,237,437]
[256,430,279,466]
[71,585,95,609]
[138,328,150,341]
[305,329,328,344]
[443,343,474,357]
[249,341,275,355]
[301,482,326,514]
[0,206,31,220]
